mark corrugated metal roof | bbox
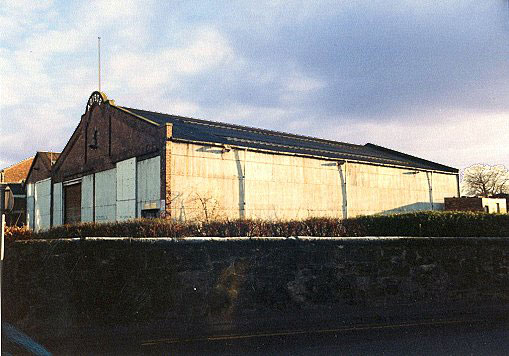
[121,107,458,173]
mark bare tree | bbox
[192,192,221,222]
[461,164,509,197]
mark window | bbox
[496,203,500,213]
[141,209,159,219]
[484,205,489,213]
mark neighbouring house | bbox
[26,91,460,231]
[0,152,60,227]
[444,197,507,214]
[0,156,34,226]
[0,156,34,183]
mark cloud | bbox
[313,110,509,169]
[107,27,235,110]
[0,0,55,43]
[1,0,508,171]
[205,1,509,120]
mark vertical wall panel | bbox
[137,157,161,215]
[81,174,94,222]
[34,178,51,231]
[53,182,63,226]
[116,158,136,220]
[95,168,117,222]
[26,183,35,230]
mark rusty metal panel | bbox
[116,158,136,220]
[53,182,63,226]
[136,156,160,216]
[81,174,94,222]
[34,178,51,231]
[95,168,116,222]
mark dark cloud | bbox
[166,1,509,121]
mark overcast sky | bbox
[1,0,509,170]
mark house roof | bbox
[33,151,61,172]
[0,156,34,172]
[119,107,458,174]
[0,156,35,183]
[25,151,61,184]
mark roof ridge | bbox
[122,107,363,150]
[365,143,458,172]
[0,155,34,171]
[225,136,408,165]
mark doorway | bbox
[64,183,82,224]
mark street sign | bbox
[4,187,14,212]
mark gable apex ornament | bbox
[86,91,114,113]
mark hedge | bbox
[5,211,509,240]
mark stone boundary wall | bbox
[3,237,509,342]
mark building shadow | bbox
[381,202,443,215]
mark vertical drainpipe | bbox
[456,173,461,198]
[244,148,247,218]
[430,171,434,210]
[344,161,348,219]
[338,160,347,219]
[160,123,173,219]
[92,173,96,222]
[134,158,138,218]
[50,179,54,227]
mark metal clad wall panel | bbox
[34,178,51,231]
[116,158,136,220]
[26,183,35,229]
[81,175,94,222]
[53,183,63,226]
[137,157,161,215]
[95,168,117,222]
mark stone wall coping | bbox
[13,235,509,243]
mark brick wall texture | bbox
[445,197,483,211]
[52,104,160,183]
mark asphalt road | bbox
[31,317,509,355]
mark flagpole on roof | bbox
[98,36,101,92]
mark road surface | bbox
[22,317,509,355]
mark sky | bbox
[1,0,509,171]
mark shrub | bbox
[4,225,32,240]
[352,211,509,237]
[5,211,509,240]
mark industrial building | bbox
[26,92,459,231]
